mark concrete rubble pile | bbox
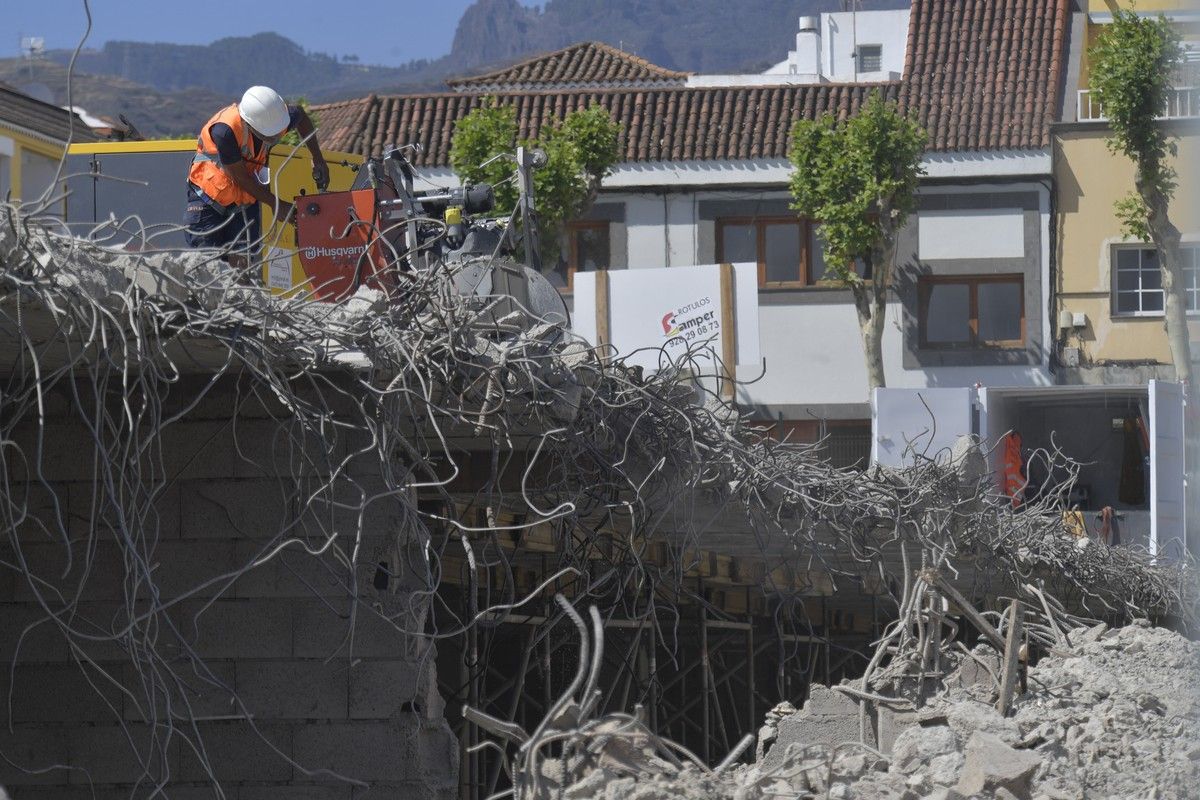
[548,620,1200,800]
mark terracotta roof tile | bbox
[898,0,1069,151]
[446,42,691,91]
[316,83,887,167]
[316,0,1071,165]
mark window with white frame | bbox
[1112,244,1200,315]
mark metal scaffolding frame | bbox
[436,579,877,800]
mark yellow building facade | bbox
[0,127,63,205]
[1054,3,1200,382]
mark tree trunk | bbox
[1140,178,1193,385]
[850,282,884,392]
[851,234,895,393]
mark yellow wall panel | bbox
[1054,125,1200,364]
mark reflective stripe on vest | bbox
[188,104,269,207]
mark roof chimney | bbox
[793,16,821,77]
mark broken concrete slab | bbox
[760,684,868,772]
[953,730,1042,798]
[890,724,957,775]
[945,699,1021,746]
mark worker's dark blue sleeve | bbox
[208,122,244,166]
[287,105,302,130]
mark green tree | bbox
[788,92,926,391]
[450,101,621,262]
[280,97,317,149]
[1089,10,1191,383]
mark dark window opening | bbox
[716,217,864,288]
[559,221,610,291]
[918,275,1025,349]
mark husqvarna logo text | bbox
[304,245,367,260]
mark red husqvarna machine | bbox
[293,145,568,330]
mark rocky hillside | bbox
[448,0,909,77]
[47,33,441,101]
[0,57,225,139]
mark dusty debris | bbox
[754,701,797,761]
[519,614,1200,800]
[743,621,1200,800]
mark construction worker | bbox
[184,85,329,274]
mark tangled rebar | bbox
[0,188,1194,794]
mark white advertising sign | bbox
[573,263,760,372]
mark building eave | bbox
[921,149,1051,179]
[0,121,70,150]
[414,149,1053,190]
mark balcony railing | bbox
[1077,87,1200,121]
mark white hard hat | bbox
[238,86,289,137]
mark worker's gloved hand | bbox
[312,157,330,192]
[276,200,296,225]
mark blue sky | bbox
[7,0,539,66]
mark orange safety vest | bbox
[188,104,270,207]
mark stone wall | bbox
[0,376,458,798]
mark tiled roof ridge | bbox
[322,81,896,105]
[446,40,692,88]
[315,84,887,168]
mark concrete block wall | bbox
[0,378,458,798]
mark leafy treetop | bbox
[787,91,926,281]
[280,97,317,149]
[1088,9,1182,239]
[450,101,621,261]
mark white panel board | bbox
[918,208,1025,260]
[572,263,760,372]
[1149,380,1186,558]
[571,273,597,346]
[872,387,974,467]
